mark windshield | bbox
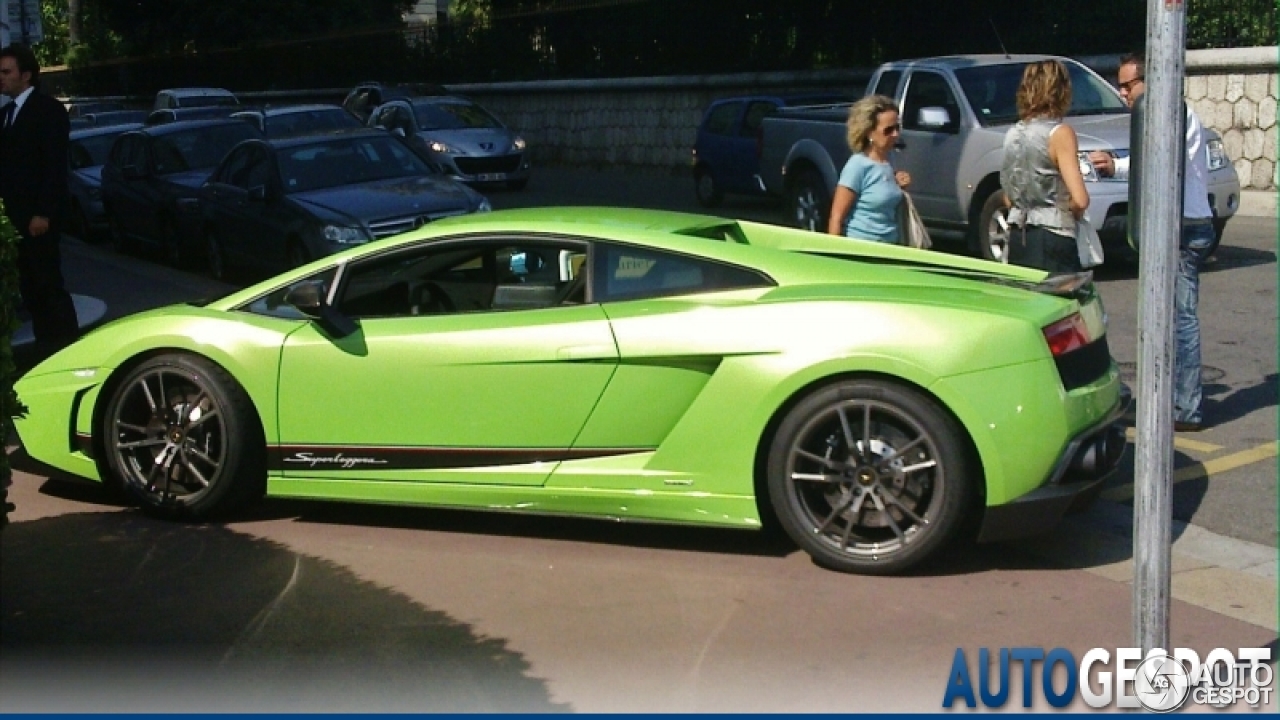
[151,123,261,174]
[954,60,1128,127]
[413,101,503,131]
[277,135,434,193]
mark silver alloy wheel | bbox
[110,367,227,508]
[793,186,822,231]
[782,398,944,560]
[985,206,1011,263]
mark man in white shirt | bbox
[1089,51,1214,432]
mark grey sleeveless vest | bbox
[1000,118,1075,236]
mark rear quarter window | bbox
[594,243,772,302]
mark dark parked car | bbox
[101,118,264,266]
[692,93,849,207]
[146,105,244,126]
[65,99,126,118]
[341,81,448,123]
[199,128,491,280]
[78,109,150,127]
[369,96,530,190]
[231,104,363,139]
[67,122,145,241]
[152,87,240,112]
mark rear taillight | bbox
[1043,313,1091,356]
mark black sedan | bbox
[101,118,264,266]
[198,128,491,280]
[231,104,362,139]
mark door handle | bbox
[556,344,615,361]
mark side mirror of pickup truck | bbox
[917,107,953,130]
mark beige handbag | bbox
[899,192,932,250]
[1075,217,1105,268]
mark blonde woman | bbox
[827,94,911,242]
[999,60,1090,272]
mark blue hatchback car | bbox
[691,93,849,207]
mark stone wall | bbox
[1186,47,1277,192]
[454,48,1279,191]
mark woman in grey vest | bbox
[999,60,1090,272]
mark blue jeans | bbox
[1175,220,1214,424]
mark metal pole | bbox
[1133,0,1187,654]
[17,0,26,44]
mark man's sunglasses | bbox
[1118,76,1145,92]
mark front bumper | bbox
[976,385,1131,543]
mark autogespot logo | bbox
[942,646,1274,710]
[1133,652,1192,712]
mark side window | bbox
[126,137,150,172]
[108,136,131,168]
[216,146,253,188]
[902,72,961,133]
[742,101,779,136]
[593,243,771,302]
[703,102,741,136]
[371,106,394,130]
[335,239,589,319]
[872,70,903,98]
[391,107,414,135]
[244,149,272,190]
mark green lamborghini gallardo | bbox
[14,207,1128,574]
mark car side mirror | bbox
[917,106,953,131]
[392,127,406,138]
[285,280,358,338]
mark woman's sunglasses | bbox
[881,123,901,134]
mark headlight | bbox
[477,197,492,213]
[1206,138,1228,171]
[1077,152,1099,182]
[323,225,366,245]
[512,137,527,151]
[428,140,452,154]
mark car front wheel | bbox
[693,166,723,207]
[766,380,974,575]
[102,354,265,520]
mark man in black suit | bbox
[0,43,79,360]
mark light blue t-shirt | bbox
[837,153,903,243]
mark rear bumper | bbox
[976,385,1131,543]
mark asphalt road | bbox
[2,167,1275,712]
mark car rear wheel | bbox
[766,380,973,575]
[976,190,1011,263]
[693,166,723,207]
[789,169,829,232]
[102,354,265,520]
[106,211,132,254]
[205,228,227,282]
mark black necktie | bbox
[1,103,14,128]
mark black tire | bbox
[789,168,829,232]
[159,216,185,268]
[106,211,132,254]
[693,165,723,207]
[287,240,311,270]
[765,380,973,575]
[1208,218,1226,257]
[975,189,1011,262]
[101,354,265,520]
[205,227,227,282]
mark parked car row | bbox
[63,82,525,280]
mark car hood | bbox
[417,127,517,155]
[291,175,476,221]
[1063,114,1131,152]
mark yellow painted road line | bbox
[1102,441,1280,502]
[1123,427,1224,453]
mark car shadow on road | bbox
[0,507,570,713]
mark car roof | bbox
[263,127,389,149]
[261,104,346,116]
[879,54,1071,71]
[71,123,144,139]
[134,118,260,136]
[407,95,473,107]
[157,87,236,97]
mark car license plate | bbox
[476,173,506,181]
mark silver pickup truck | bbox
[759,54,1240,260]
